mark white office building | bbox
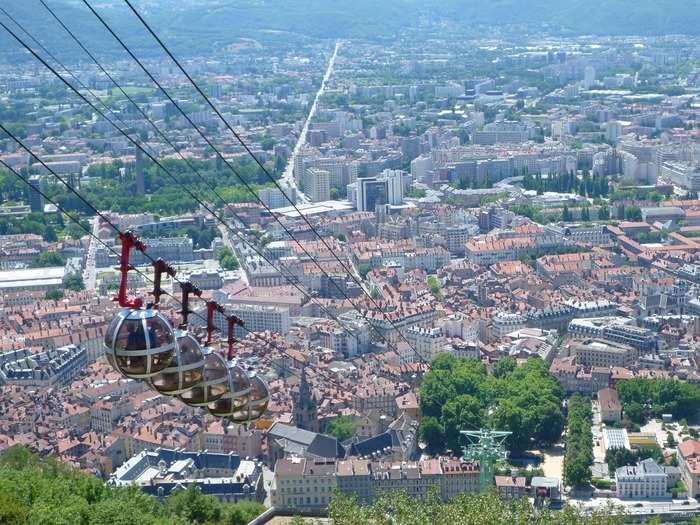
[305,167,331,203]
[661,161,700,191]
[382,169,405,205]
[615,459,668,499]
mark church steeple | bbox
[293,365,318,432]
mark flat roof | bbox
[531,476,559,487]
[0,267,65,289]
[271,200,354,218]
[0,267,65,283]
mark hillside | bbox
[0,0,698,63]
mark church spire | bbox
[293,365,318,432]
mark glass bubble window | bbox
[104,309,175,379]
[149,331,205,395]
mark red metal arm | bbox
[148,258,176,308]
[226,314,245,360]
[115,231,146,308]
[206,301,226,346]
[178,281,202,328]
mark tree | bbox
[419,416,445,455]
[65,221,89,240]
[606,446,663,475]
[357,263,372,279]
[625,205,642,221]
[217,247,239,271]
[63,273,85,291]
[260,137,275,151]
[405,187,426,198]
[492,357,516,379]
[426,275,441,297]
[565,455,592,489]
[419,356,564,455]
[167,484,221,524]
[0,493,28,525]
[90,498,164,525]
[666,432,676,448]
[45,289,64,301]
[624,401,644,425]
[562,205,571,221]
[442,395,483,452]
[617,378,700,423]
[31,251,64,268]
[223,501,265,525]
[328,489,626,525]
[617,204,626,220]
[563,395,593,488]
[325,415,356,441]
[43,225,58,242]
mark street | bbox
[281,40,341,205]
[83,216,99,291]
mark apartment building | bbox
[678,440,700,498]
[271,457,337,511]
[209,303,291,337]
[661,162,700,191]
[549,356,611,394]
[491,312,527,339]
[274,456,480,510]
[129,237,195,266]
[0,344,87,387]
[495,475,527,499]
[405,326,445,364]
[598,388,622,424]
[571,339,639,368]
[198,420,264,458]
[305,167,331,202]
[112,448,264,503]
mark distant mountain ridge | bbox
[0,0,698,62]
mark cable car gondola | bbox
[148,282,206,395]
[103,232,268,424]
[148,330,205,395]
[230,372,270,424]
[208,314,251,417]
[177,347,229,406]
[104,233,175,379]
[177,302,231,407]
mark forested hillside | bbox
[1,0,699,62]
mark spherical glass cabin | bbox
[229,372,269,424]
[104,308,176,379]
[208,360,251,418]
[148,330,205,395]
[177,347,228,406]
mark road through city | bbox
[281,40,341,205]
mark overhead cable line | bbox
[23,3,369,346]
[87,0,431,365]
[0,154,360,391]
[79,0,419,360]
[0,17,400,357]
